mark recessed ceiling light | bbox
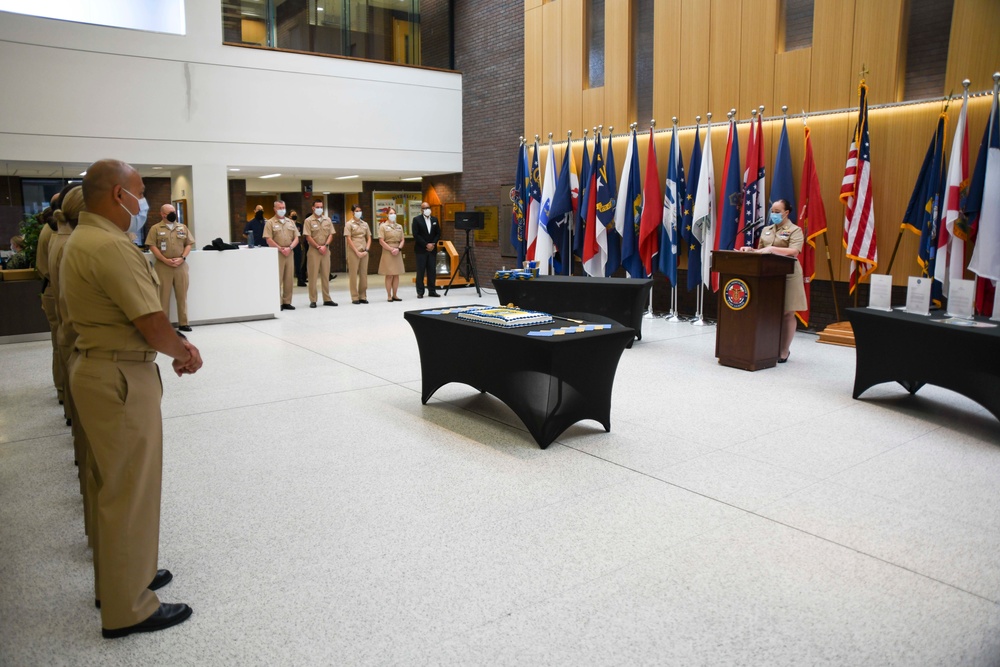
[317,6,324,10]
[323,191,331,195]
[151,166,163,170]
[259,173,282,179]
[79,171,87,176]
[400,176,422,182]
[229,168,241,172]
[335,174,359,180]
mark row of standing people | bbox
[35,159,203,639]
[242,200,443,307]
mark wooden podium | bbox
[711,251,795,371]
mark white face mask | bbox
[354,210,362,219]
[422,209,430,218]
[315,207,324,216]
[276,209,286,218]
[388,213,397,222]
[120,187,149,241]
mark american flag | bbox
[739,114,766,249]
[840,82,878,293]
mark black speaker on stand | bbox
[445,211,484,297]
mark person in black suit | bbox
[412,201,441,298]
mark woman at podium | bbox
[739,199,806,363]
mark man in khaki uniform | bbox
[62,159,202,639]
[145,204,195,331]
[36,206,64,402]
[263,199,299,310]
[302,199,338,308]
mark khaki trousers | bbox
[41,294,64,400]
[307,248,332,303]
[153,261,190,326]
[71,356,163,629]
[277,250,295,305]
[346,251,369,302]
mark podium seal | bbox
[723,278,750,311]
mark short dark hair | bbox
[772,199,792,213]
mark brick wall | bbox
[422,0,523,286]
[228,179,247,243]
[139,177,172,243]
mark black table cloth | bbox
[492,276,653,342]
[404,306,636,448]
[847,307,1000,421]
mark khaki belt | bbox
[81,349,157,362]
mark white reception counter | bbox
[147,246,279,325]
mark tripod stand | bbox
[444,229,481,297]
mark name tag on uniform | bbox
[273,223,282,229]
[311,223,318,228]
[158,231,167,236]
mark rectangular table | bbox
[847,307,1000,421]
[492,276,653,343]
[404,307,636,448]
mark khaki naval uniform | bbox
[62,211,166,631]
[345,217,371,302]
[37,223,64,401]
[377,222,405,276]
[50,220,95,540]
[263,215,300,305]
[145,221,195,326]
[48,221,73,420]
[302,213,336,303]
[758,219,808,313]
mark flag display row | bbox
[510,80,1000,320]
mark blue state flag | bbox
[619,130,644,279]
[901,116,945,281]
[658,125,682,284]
[718,121,742,253]
[603,133,621,276]
[510,142,529,267]
[548,143,574,274]
[771,118,797,222]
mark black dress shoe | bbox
[280,304,296,311]
[66,418,72,427]
[323,301,338,307]
[178,325,192,332]
[778,353,789,364]
[352,300,361,305]
[297,282,307,287]
[428,292,440,298]
[417,294,424,299]
[359,299,369,304]
[102,603,192,638]
[97,570,172,608]
[310,302,317,308]
[392,297,402,302]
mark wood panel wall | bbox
[523,0,1000,285]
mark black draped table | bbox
[492,275,654,343]
[847,307,1000,421]
[404,306,636,448]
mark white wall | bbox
[0,0,462,241]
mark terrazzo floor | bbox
[2,275,999,666]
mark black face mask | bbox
[291,215,298,221]
[255,211,264,220]
[166,212,177,223]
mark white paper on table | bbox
[991,281,1000,322]
[945,279,975,319]
[867,274,893,311]
[905,276,932,316]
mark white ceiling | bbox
[0,161,439,193]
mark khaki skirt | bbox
[785,260,808,313]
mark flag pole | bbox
[642,119,658,320]
[667,116,685,322]
[566,129,573,277]
[692,112,711,327]
[820,230,841,321]
[884,229,905,275]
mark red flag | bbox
[736,119,758,251]
[840,82,878,293]
[796,125,827,327]
[638,127,662,275]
